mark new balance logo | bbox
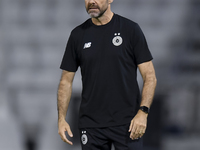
[83,42,92,49]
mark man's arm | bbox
[129,61,157,140]
[57,70,75,145]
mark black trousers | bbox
[79,124,143,150]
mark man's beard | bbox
[87,4,108,18]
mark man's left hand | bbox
[129,110,148,140]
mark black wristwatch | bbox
[139,106,150,114]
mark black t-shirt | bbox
[60,14,153,128]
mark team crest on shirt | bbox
[112,33,123,46]
[81,131,88,145]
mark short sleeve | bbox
[132,23,153,65]
[60,32,79,72]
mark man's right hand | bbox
[58,120,73,145]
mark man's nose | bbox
[87,0,96,4]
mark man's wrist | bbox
[58,116,66,122]
[139,106,150,114]
[138,109,148,117]
[138,106,150,117]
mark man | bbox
[57,0,157,149]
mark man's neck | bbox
[91,8,114,26]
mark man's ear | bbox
[108,0,113,4]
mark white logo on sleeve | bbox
[112,33,123,46]
[81,131,88,145]
[83,42,92,49]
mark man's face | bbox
[85,0,110,18]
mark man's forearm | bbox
[57,71,75,145]
[140,76,157,108]
[57,81,72,122]
[129,75,156,140]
